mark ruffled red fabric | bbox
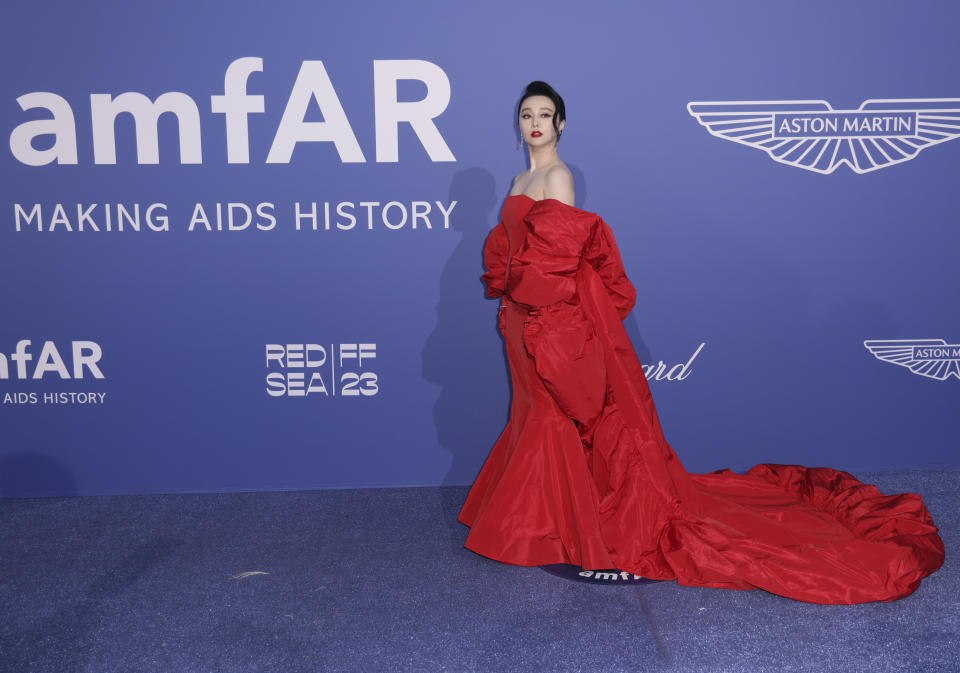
[460,195,944,604]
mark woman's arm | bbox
[480,224,510,298]
[584,218,637,319]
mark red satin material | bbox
[459,195,945,604]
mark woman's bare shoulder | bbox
[543,163,574,205]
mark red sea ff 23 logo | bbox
[265,343,378,397]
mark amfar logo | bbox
[540,565,655,585]
[1,339,107,406]
[687,99,960,174]
[864,339,960,381]
[9,58,454,166]
[0,340,104,380]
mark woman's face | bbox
[518,95,564,147]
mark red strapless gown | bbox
[458,194,944,604]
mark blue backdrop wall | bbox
[2,0,958,497]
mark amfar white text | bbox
[2,392,107,405]
[13,201,457,232]
[0,340,104,380]
[10,58,455,165]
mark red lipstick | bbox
[531,131,542,138]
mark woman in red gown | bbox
[458,81,944,604]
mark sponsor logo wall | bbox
[1,340,106,406]
[265,343,379,397]
[864,340,960,381]
[688,99,960,174]
[2,1,958,496]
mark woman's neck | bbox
[527,143,560,171]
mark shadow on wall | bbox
[624,314,653,366]
[0,452,77,498]
[422,167,510,487]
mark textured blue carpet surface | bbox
[0,470,956,673]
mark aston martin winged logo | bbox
[863,339,960,381]
[687,99,960,174]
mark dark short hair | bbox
[517,81,566,138]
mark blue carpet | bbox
[0,470,956,673]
